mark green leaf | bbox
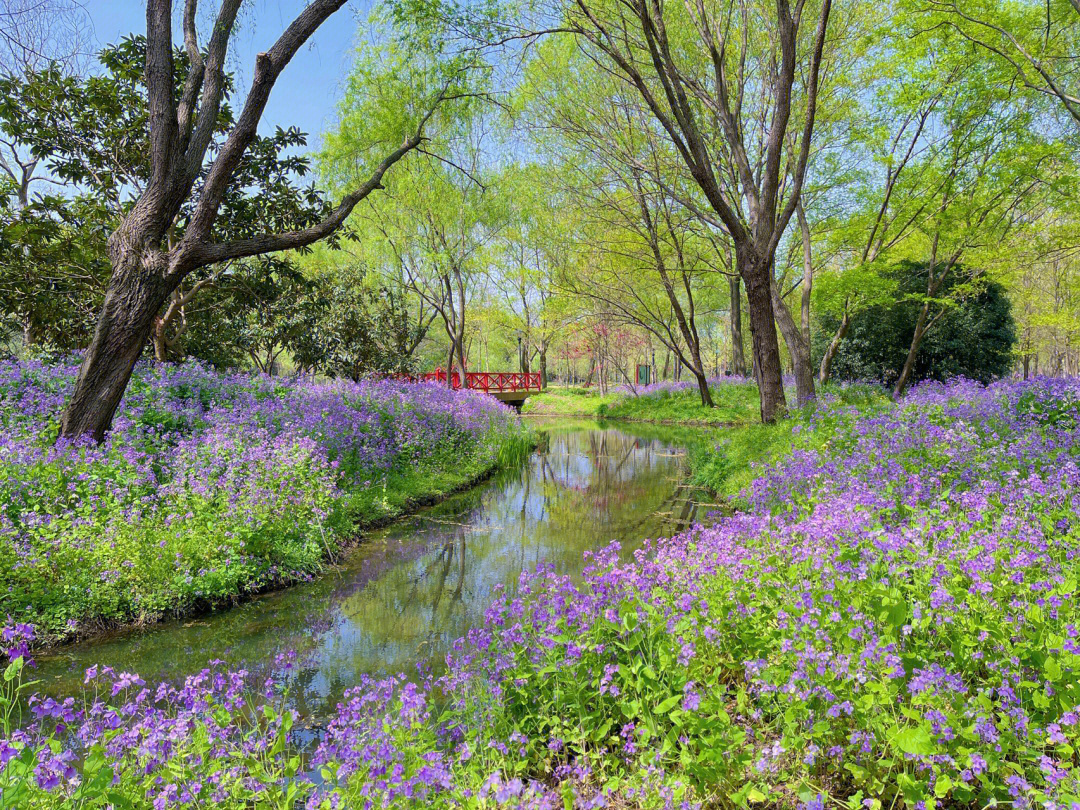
[4,656,23,682]
[893,726,935,756]
[935,774,953,798]
[1046,656,1063,682]
[655,694,682,714]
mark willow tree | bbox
[555,0,834,422]
[927,0,1080,126]
[488,163,574,388]
[339,117,502,386]
[515,34,724,406]
[58,0,477,441]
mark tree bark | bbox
[741,249,787,423]
[59,255,169,442]
[818,301,850,385]
[892,243,960,398]
[152,316,170,362]
[769,201,816,404]
[692,367,714,407]
[728,275,746,376]
[771,279,815,405]
[892,301,930,399]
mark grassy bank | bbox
[520,387,621,417]
[523,378,761,425]
[687,382,888,500]
[0,360,531,645]
[526,379,887,502]
[7,377,1080,809]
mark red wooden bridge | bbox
[419,369,544,406]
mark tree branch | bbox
[186,124,428,267]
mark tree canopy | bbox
[3,0,1080,428]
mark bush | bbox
[816,261,1016,386]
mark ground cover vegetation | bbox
[523,379,763,425]
[3,377,1079,808]
[0,359,529,644]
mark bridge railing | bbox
[419,370,543,393]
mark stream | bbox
[33,418,711,718]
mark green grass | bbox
[527,382,889,501]
[524,382,760,425]
[688,383,890,499]
[601,382,760,425]
[521,387,620,417]
[345,430,535,527]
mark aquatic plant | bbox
[4,376,1080,809]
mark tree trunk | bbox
[538,343,548,388]
[21,315,40,349]
[893,301,930,399]
[684,339,714,407]
[818,305,850,385]
[60,259,168,442]
[728,275,745,376]
[771,279,815,405]
[770,207,816,405]
[740,249,787,423]
[454,333,468,385]
[152,316,170,362]
[693,368,714,408]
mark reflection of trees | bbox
[35,421,710,719]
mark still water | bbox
[34,419,707,716]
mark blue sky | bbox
[82,1,370,145]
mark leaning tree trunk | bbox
[771,280,815,405]
[728,276,746,377]
[692,368,714,408]
[152,319,169,362]
[893,301,931,399]
[685,340,714,407]
[739,249,787,423]
[60,258,169,442]
[818,302,851,385]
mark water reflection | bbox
[34,419,707,716]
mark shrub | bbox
[816,261,1016,386]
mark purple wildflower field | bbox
[3,376,1080,809]
[0,358,527,643]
